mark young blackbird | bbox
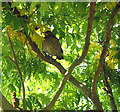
[42,31,64,60]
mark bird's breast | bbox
[42,37,62,56]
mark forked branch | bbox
[23,26,93,101]
[68,2,96,76]
[7,27,26,110]
[39,2,96,110]
[92,2,120,110]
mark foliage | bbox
[1,2,120,110]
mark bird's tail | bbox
[57,55,64,60]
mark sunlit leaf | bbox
[30,2,37,14]
[38,2,49,16]
[31,30,44,52]
[54,2,61,13]
[66,34,71,48]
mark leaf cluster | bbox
[1,2,120,110]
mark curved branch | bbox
[23,29,92,100]
[22,2,96,110]
[92,2,120,110]
[103,63,117,110]
[3,2,96,110]
[7,28,26,110]
[69,2,96,70]
[0,92,17,110]
[38,2,96,110]
[62,2,96,102]
[40,71,70,110]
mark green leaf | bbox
[54,2,61,13]
[30,2,38,14]
[66,34,71,48]
[26,98,32,110]
[11,2,20,8]
[5,12,14,25]
[13,16,20,30]
[82,21,87,33]
[36,99,42,109]
[39,3,49,17]
[2,44,11,56]
[73,25,80,33]
[38,93,50,104]
[60,20,65,30]
[32,31,44,52]
[59,30,65,40]
[21,19,28,34]
[9,84,16,92]
[71,36,77,51]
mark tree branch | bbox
[38,2,96,110]
[103,63,117,110]
[0,92,17,110]
[7,28,26,110]
[23,27,93,101]
[8,56,16,64]
[69,2,96,71]
[19,2,97,103]
[92,2,120,110]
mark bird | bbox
[42,31,64,60]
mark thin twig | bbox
[92,2,120,110]
[7,27,26,110]
[8,56,16,64]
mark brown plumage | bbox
[42,31,64,60]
